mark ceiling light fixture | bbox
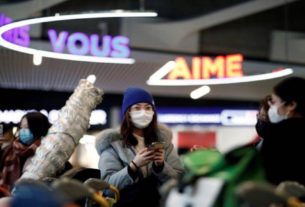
[147,61,293,85]
[149,61,176,80]
[0,11,157,64]
[190,85,211,99]
[33,52,42,66]
[86,74,97,84]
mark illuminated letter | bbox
[111,36,130,58]
[226,54,243,77]
[48,29,68,53]
[14,26,30,47]
[0,13,30,46]
[2,17,12,43]
[168,57,191,80]
[202,56,225,79]
[192,57,201,79]
[67,32,89,55]
[90,34,111,57]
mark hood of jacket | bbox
[95,124,173,155]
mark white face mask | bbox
[268,104,287,123]
[130,110,154,129]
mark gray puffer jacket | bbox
[95,124,184,190]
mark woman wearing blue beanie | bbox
[96,87,184,207]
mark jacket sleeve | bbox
[99,147,134,190]
[151,143,184,183]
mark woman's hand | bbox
[153,148,165,166]
[133,148,155,167]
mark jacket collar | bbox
[95,124,172,155]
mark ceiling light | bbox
[87,74,96,84]
[148,61,176,81]
[190,86,211,99]
[0,11,157,64]
[33,53,42,66]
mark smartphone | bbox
[148,142,164,150]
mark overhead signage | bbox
[157,107,258,126]
[0,11,152,64]
[147,55,293,86]
[48,29,130,58]
[0,13,30,47]
[168,54,243,80]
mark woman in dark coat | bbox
[256,77,305,185]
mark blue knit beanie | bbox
[121,87,154,118]
[11,180,65,207]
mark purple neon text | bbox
[48,29,130,58]
[0,13,30,47]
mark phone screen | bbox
[149,142,164,150]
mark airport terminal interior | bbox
[1,0,305,206]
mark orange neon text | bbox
[167,54,243,80]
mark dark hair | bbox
[120,108,158,147]
[20,112,51,140]
[260,95,271,112]
[273,77,305,116]
[1,123,13,135]
[257,95,271,121]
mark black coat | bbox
[259,117,305,185]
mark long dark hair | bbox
[274,77,305,116]
[20,112,51,140]
[120,108,158,147]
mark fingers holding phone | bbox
[147,142,165,166]
[148,142,164,151]
[153,148,165,166]
[133,148,155,167]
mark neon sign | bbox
[0,11,158,64]
[48,29,130,58]
[168,54,243,80]
[0,13,30,47]
[147,55,293,86]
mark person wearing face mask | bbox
[96,87,184,207]
[0,112,50,193]
[254,95,271,151]
[255,77,305,185]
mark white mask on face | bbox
[130,110,154,129]
[268,104,287,123]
